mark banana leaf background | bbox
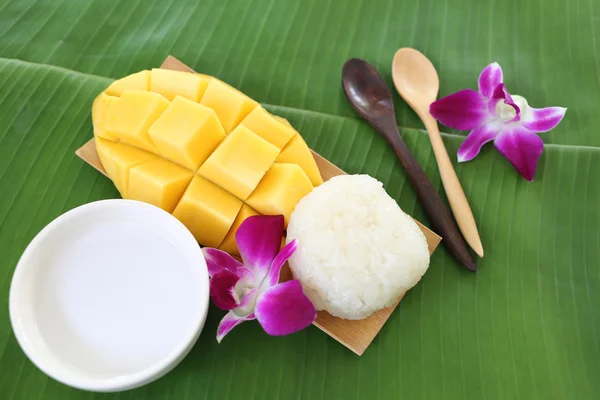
[1,0,599,398]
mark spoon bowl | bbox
[342,58,394,119]
[392,48,439,110]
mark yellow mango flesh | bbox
[106,90,169,153]
[246,163,313,225]
[150,68,211,102]
[196,73,212,80]
[92,68,323,254]
[198,125,279,200]
[106,70,150,96]
[218,204,259,255]
[276,134,323,186]
[95,137,159,197]
[273,115,292,126]
[200,79,258,133]
[128,158,194,213]
[149,96,225,170]
[91,93,119,141]
[240,107,296,149]
[173,176,243,247]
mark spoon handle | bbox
[376,118,476,271]
[421,112,484,257]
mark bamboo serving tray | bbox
[75,56,441,356]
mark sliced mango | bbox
[246,163,313,226]
[95,137,158,197]
[218,204,259,255]
[276,134,323,186]
[106,70,150,96]
[240,107,296,149]
[106,90,168,154]
[200,79,258,133]
[127,158,194,213]
[273,115,292,127]
[196,73,212,81]
[148,96,225,170]
[198,125,279,200]
[150,68,211,102]
[92,68,324,254]
[172,176,243,247]
[91,93,119,141]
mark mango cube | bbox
[218,204,259,255]
[106,90,169,154]
[196,73,212,80]
[106,70,150,96]
[91,93,119,141]
[199,125,279,200]
[148,96,225,170]
[95,137,158,197]
[240,107,296,149]
[273,115,292,127]
[173,176,243,247]
[246,163,313,226]
[200,79,258,133]
[127,158,194,213]
[150,68,211,102]
[276,134,323,186]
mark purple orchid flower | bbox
[429,62,566,181]
[202,215,316,342]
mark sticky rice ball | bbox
[286,174,430,320]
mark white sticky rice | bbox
[286,174,430,320]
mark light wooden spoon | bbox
[392,48,484,257]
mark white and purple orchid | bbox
[429,62,566,181]
[202,215,316,342]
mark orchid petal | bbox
[255,280,316,336]
[494,125,544,181]
[457,122,501,162]
[478,62,503,98]
[518,99,567,133]
[202,248,243,277]
[429,89,490,130]
[263,240,298,288]
[491,84,520,122]
[210,270,242,310]
[216,310,255,343]
[236,215,285,283]
[215,288,259,342]
[216,312,245,343]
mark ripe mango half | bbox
[92,68,323,254]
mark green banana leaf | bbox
[1,0,598,399]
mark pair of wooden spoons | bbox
[342,49,483,272]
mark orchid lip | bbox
[496,101,517,121]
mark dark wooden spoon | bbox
[342,58,476,272]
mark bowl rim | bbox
[9,199,210,392]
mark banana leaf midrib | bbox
[1,57,592,153]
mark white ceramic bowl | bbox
[9,199,209,392]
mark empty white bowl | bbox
[9,199,209,392]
